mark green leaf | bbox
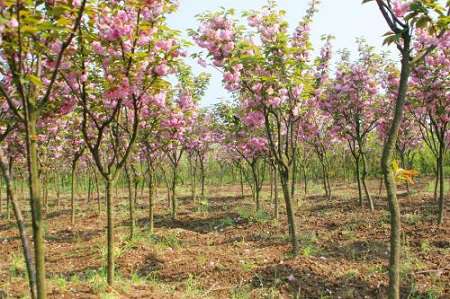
[27,75,43,87]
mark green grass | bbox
[236,207,271,224]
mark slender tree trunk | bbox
[148,171,155,234]
[93,169,101,214]
[0,154,37,299]
[380,39,411,299]
[87,173,92,203]
[24,110,47,299]
[0,175,2,217]
[239,166,244,198]
[355,156,363,206]
[134,179,138,206]
[189,156,197,201]
[361,152,374,211]
[279,165,299,253]
[291,155,297,203]
[320,160,330,200]
[124,166,135,240]
[55,173,60,208]
[71,162,77,226]
[438,144,445,225]
[303,166,308,199]
[434,164,439,202]
[251,164,261,211]
[274,164,279,220]
[105,178,114,285]
[171,166,177,220]
[200,157,206,200]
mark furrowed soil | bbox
[0,179,449,298]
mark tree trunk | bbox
[24,110,47,299]
[434,165,439,202]
[274,164,279,220]
[438,145,445,225]
[93,169,101,214]
[87,173,92,203]
[320,159,330,200]
[303,166,308,199]
[380,39,411,299]
[148,171,155,234]
[124,166,135,240]
[251,163,261,211]
[189,156,197,201]
[105,178,114,286]
[291,155,297,204]
[71,162,77,226]
[0,175,2,217]
[239,166,244,198]
[361,152,374,211]
[200,157,206,200]
[279,165,299,254]
[0,154,37,299]
[171,166,177,220]
[355,156,363,206]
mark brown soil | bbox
[0,179,449,298]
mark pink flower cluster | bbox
[195,15,235,66]
[223,64,243,91]
[392,1,412,18]
[240,137,268,157]
[243,111,265,128]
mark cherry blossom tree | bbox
[408,30,449,224]
[63,0,181,285]
[321,42,385,210]
[364,0,449,297]
[193,0,320,253]
[0,1,87,297]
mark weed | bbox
[240,260,256,272]
[420,240,432,254]
[9,254,26,278]
[231,285,252,299]
[236,207,271,224]
[150,231,182,250]
[183,274,204,298]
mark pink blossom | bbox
[392,1,411,18]
[243,111,265,128]
[154,64,169,76]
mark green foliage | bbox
[9,254,26,278]
[150,232,182,250]
[236,207,271,224]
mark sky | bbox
[167,0,396,107]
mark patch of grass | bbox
[49,275,68,291]
[231,285,252,299]
[298,232,321,257]
[400,246,426,278]
[99,293,119,299]
[407,275,444,299]
[420,240,432,254]
[183,274,204,298]
[150,231,182,250]
[215,216,234,229]
[236,207,271,224]
[426,181,449,194]
[343,268,359,280]
[403,213,422,226]
[9,254,26,278]
[240,260,257,272]
[367,264,386,275]
[196,198,209,214]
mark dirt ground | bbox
[0,178,449,298]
